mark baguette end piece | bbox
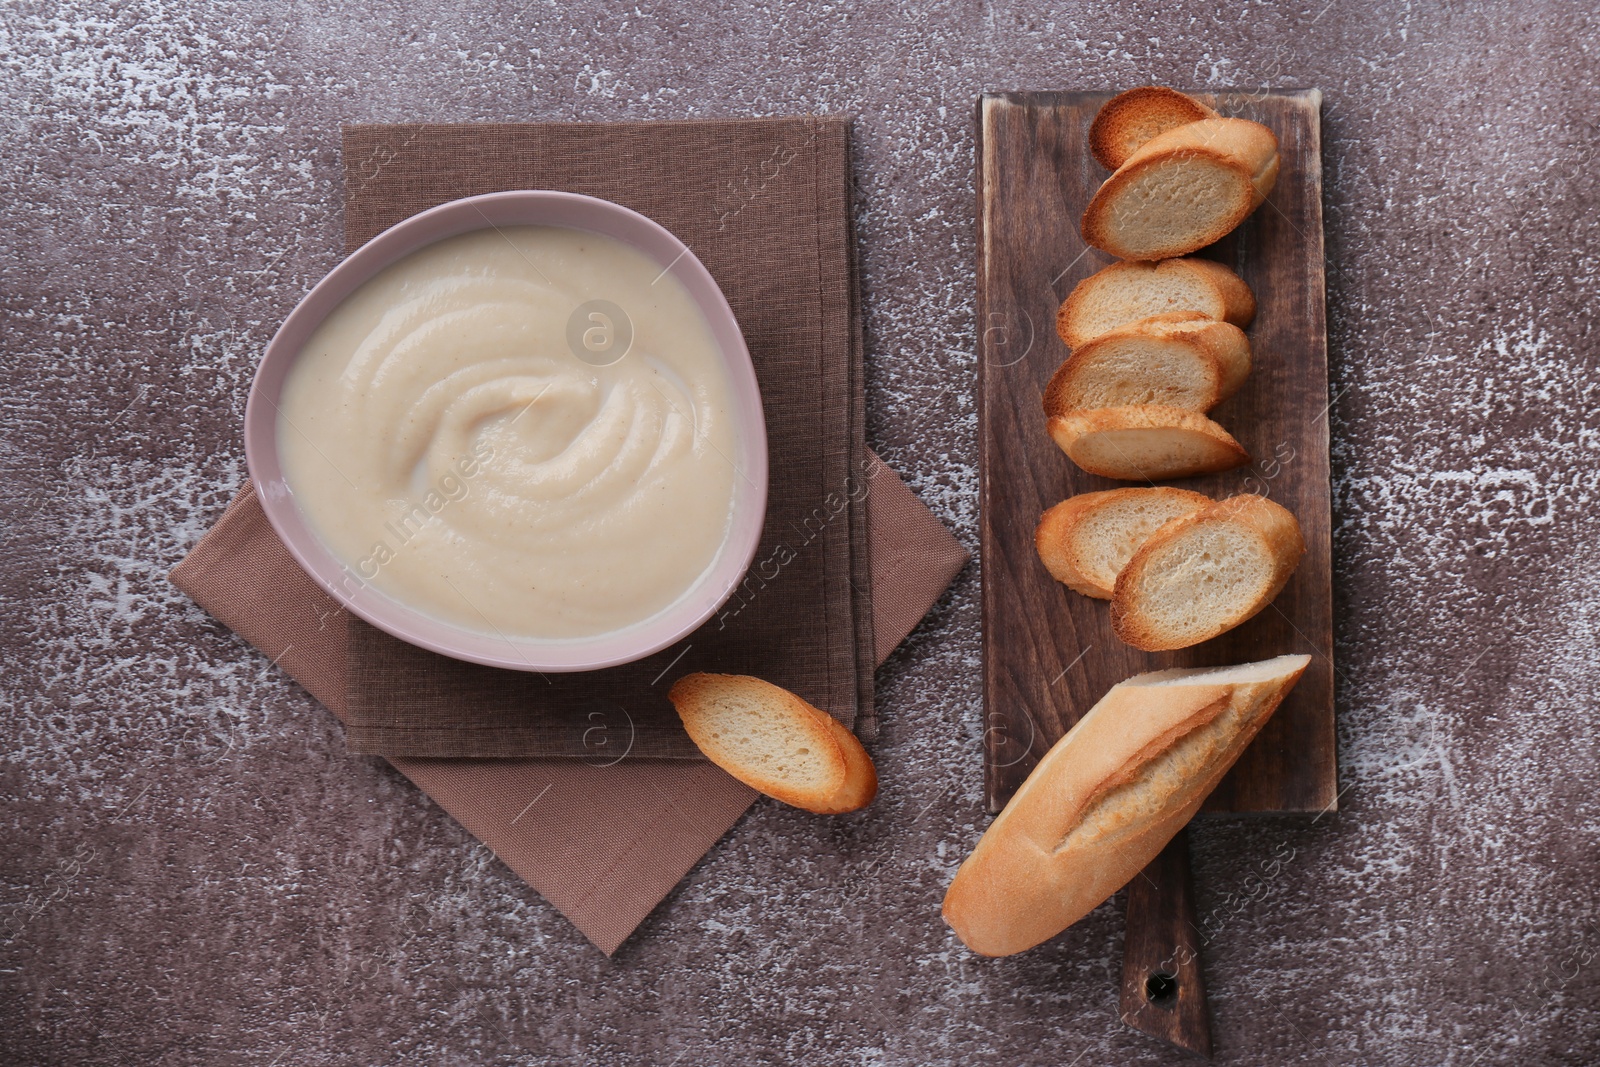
[942,654,1310,956]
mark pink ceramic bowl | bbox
[243,191,768,672]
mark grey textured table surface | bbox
[3,3,1598,1064]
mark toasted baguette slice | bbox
[1112,494,1306,650]
[1036,487,1212,598]
[1082,118,1281,261]
[1047,404,1249,480]
[1088,86,1220,170]
[669,673,877,814]
[1057,258,1255,350]
[942,654,1311,956]
[1043,314,1250,414]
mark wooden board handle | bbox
[1119,826,1213,1058]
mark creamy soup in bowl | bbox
[244,192,768,672]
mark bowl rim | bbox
[243,190,768,672]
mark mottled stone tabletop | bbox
[3,2,1598,1064]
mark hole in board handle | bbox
[1145,970,1179,1005]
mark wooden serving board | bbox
[976,90,1335,815]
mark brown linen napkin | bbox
[170,463,966,954]
[341,118,876,757]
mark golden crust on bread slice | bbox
[668,673,876,814]
[1056,257,1256,351]
[1035,487,1213,599]
[1111,494,1307,650]
[1081,118,1281,261]
[1043,313,1250,415]
[1047,404,1250,481]
[1088,86,1220,170]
